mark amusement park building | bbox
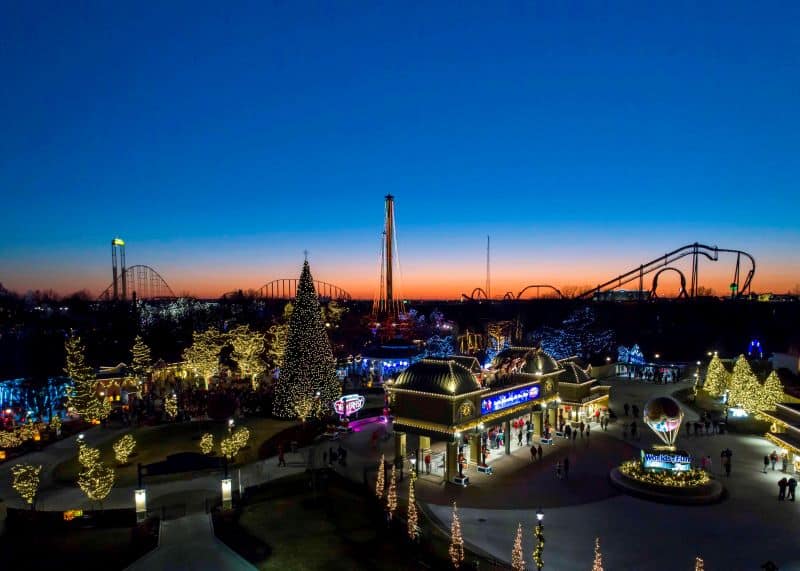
[387,347,609,483]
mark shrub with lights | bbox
[200,433,214,455]
[619,460,710,488]
[77,461,115,507]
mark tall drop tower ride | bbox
[111,237,127,300]
[372,195,405,320]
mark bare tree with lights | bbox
[449,502,465,569]
[11,463,42,509]
[511,523,525,571]
[182,328,223,389]
[229,324,267,389]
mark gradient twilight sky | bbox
[2,2,799,300]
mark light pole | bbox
[533,507,545,570]
[228,418,234,435]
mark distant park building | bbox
[386,347,609,484]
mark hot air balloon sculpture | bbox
[643,396,683,448]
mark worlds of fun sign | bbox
[641,450,692,472]
[481,385,540,415]
[333,394,366,417]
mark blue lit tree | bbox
[528,307,615,360]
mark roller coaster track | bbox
[462,284,565,301]
[576,242,755,300]
[98,265,176,300]
[256,279,352,301]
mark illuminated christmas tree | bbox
[511,523,525,571]
[182,328,223,389]
[592,537,604,571]
[703,354,729,397]
[695,557,704,571]
[65,334,110,422]
[449,502,465,569]
[760,371,784,411]
[386,464,398,519]
[375,454,385,499]
[130,334,152,383]
[729,354,761,412]
[11,463,42,508]
[407,472,419,540]
[229,324,267,389]
[113,434,136,465]
[272,261,340,418]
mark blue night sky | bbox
[1,2,799,298]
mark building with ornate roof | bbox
[386,347,609,484]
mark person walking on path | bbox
[778,477,788,500]
[586,424,591,439]
[770,450,778,470]
[518,429,523,447]
[788,477,797,501]
[563,456,570,479]
[624,403,630,416]
[579,421,585,438]
[764,455,770,473]
[537,444,543,460]
[424,453,431,474]
[530,445,537,462]
[782,454,789,473]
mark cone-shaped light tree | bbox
[449,502,465,569]
[760,371,784,411]
[375,454,385,499]
[729,354,761,412]
[130,334,152,383]
[511,523,525,571]
[407,472,419,540]
[272,260,341,418]
[703,354,728,397]
[386,465,398,519]
[65,334,110,422]
[592,537,604,571]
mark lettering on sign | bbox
[640,450,692,472]
[333,394,366,417]
[481,385,540,415]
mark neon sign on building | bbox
[481,385,540,415]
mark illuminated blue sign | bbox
[481,385,540,415]
[641,450,692,472]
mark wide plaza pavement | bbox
[422,378,800,570]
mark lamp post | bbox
[228,418,234,435]
[533,508,544,570]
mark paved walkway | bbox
[126,513,255,571]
